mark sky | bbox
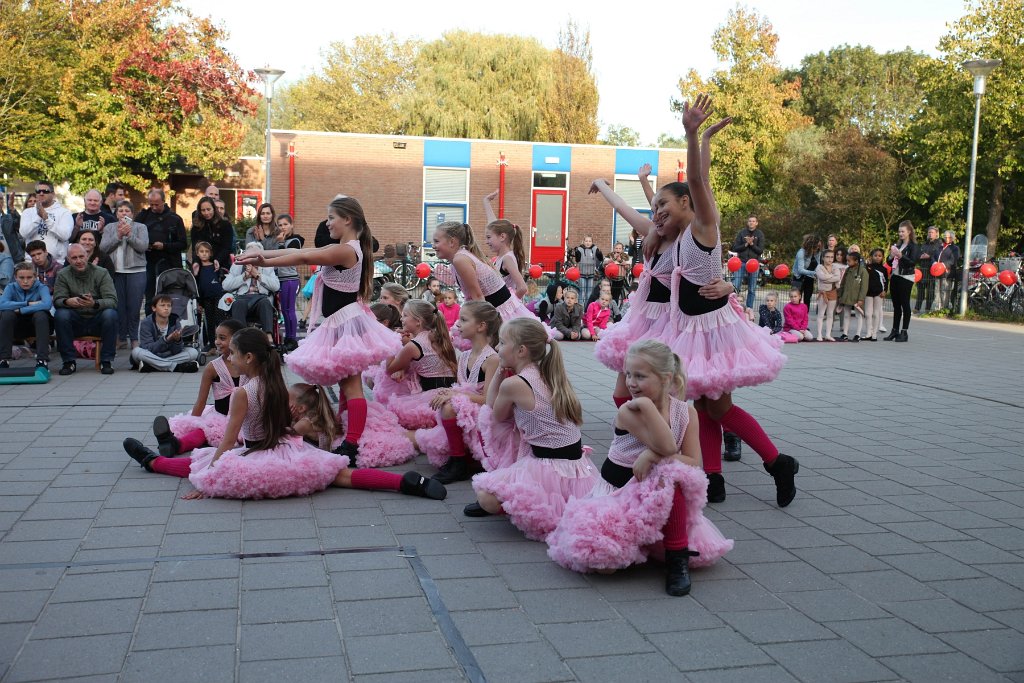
[181,0,970,144]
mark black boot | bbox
[433,457,472,485]
[707,473,725,503]
[894,330,908,343]
[765,453,799,507]
[123,438,158,472]
[665,548,700,596]
[723,432,742,462]
[883,329,899,341]
[153,416,181,458]
[333,440,359,468]
[399,471,447,500]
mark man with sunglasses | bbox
[19,181,73,265]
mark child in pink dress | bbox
[482,190,529,300]
[388,299,458,430]
[547,340,732,595]
[781,289,812,342]
[436,289,460,328]
[465,318,600,541]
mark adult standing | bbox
[274,213,305,349]
[101,200,149,349]
[103,183,127,215]
[568,235,603,302]
[730,215,764,309]
[190,197,233,269]
[0,193,24,263]
[20,180,73,265]
[792,234,821,309]
[934,230,960,310]
[137,188,186,306]
[914,226,941,314]
[885,220,920,343]
[53,244,118,375]
[71,189,115,245]
[244,203,278,250]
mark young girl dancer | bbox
[152,319,246,456]
[653,95,797,507]
[122,328,443,500]
[483,190,529,299]
[387,299,458,430]
[237,195,403,460]
[814,250,841,342]
[413,301,500,484]
[547,340,732,596]
[465,318,599,541]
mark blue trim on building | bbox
[423,202,467,245]
[615,149,659,176]
[532,145,572,172]
[424,140,472,168]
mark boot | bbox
[433,457,472,485]
[707,473,725,503]
[153,416,180,458]
[665,548,700,596]
[333,440,359,468]
[894,330,908,343]
[399,471,447,500]
[723,432,742,462]
[883,329,899,341]
[123,438,158,472]
[765,453,799,507]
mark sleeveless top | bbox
[513,365,582,458]
[645,247,673,303]
[211,356,247,415]
[608,396,689,468]
[677,226,728,315]
[498,253,519,293]
[453,248,511,308]
[409,331,455,379]
[315,239,361,317]
[241,378,266,442]
[457,346,496,387]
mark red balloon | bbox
[773,264,790,279]
[632,263,644,278]
[727,256,742,272]
[605,262,620,278]
[980,262,998,278]
[998,270,1018,286]
[565,267,580,282]
[884,263,892,275]
[528,264,542,279]
[745,258,760,273]
[415,262,432,279]
[930,262,946,277]
[914,268,923,283]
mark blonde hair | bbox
[503,318,582,425]
[436,221,485,260]
[290,383,339,446]
[626,339,686,398]
[487,220,526,274]
[460,300,501,348]
[381,282,410,308]
[405,299,458,375]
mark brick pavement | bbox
[0,317,1022,682]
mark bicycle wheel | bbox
[393,262,423,291]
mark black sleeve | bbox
[314,221,337,248]
[164,217,187,253]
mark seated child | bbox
[781,289,813,342]
[551,286,584,340]
[757,292,783,335]
[582,291,613,341]
[0,263,52,369]
[437,288,460,328]
[131,294,201,372]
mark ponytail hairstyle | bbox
[626,339,686,399]
[329,196,374,301]
[460,300,501,348]
[487,220,526,274]
[644,181,693,260]
[232,327,291,454]
[405,299,458,375]
[503,318,582,425]
[370,302,402,330]
[291,383,339,446]
[216,317,245,338]
[437,221,485,260]
[381,282,410,309]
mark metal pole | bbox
[958,92,983,316]
[264,94,272,204]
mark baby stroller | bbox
[154,268,206,365]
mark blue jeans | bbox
[54,308,118,363]
[114,271,147,342]
[732,269,758,309]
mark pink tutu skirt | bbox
[390,387,446,430]
[415,391,486,468]
[189,436,347,499]
[476,405,522,472]
[168,406,235,448]
[287,302,403,386]
[547,459,733,573]
[593,299,674,373]
[657,294,786,400]
[471,448,600,541]
[338,401,417,468]
[365,363,420,406]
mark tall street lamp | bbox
[959,58,1001,316]
[255,67,285,206]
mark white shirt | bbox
[20,200,73,264]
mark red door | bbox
[531,190,567,272]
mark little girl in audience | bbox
[547,340,732,596]
[437,289,460,328]
[863,248,888,342]
[815,250,841,341]
[757,292,783,335]
[582,291,613,341]
[781,289,813,342]
[465,318,599,541]
[388,299,458,429]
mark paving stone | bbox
[145,578,239,612]
[6,633,131,682]
[32,598,142,639]
[314,507,386,527]
[239,656,350,682]
[0,590,51,624]
[419,553,498,579]
[495,560,590,591]
[0,567,63,593]
[133,609,238,650]
[346,631,454,674]
[881,551,987,581]
[449,608,540,646]
[649,627,773,671]
[929,576,1024,612]
[880,652,1012,683]
[323,550,409,572]
[740,560,842,592]
[241,586,335,623]
[241,559,329,589]
[982,562,1024,590]
[754,525,847,549]
[720,608,836,643]
[151,559,239,583]
[689,578,789,613]
[240,620,343,661]
[833,569,941,602]
[827,617,953,656]
[720,539,797,565]
[336,596,436,637]
[319,524,396,550]
[331,567,422,602]
[80,524,165,550]
[163,512,240,534]
[393,532,477,556]
[471,641,574,683]
[242,517,317,540]
[122,645,236,683]
[5,519,93,542]
[159,531,240,556]
[762,639,897,683]
[683,665,801,683]
[968,526,1024,550]
[0,538,80,563]
[435,577,519,611]
[939,629,1024,672]
[567,652,684,683]
[477,541,556,564]
[353,669,465,683]
[927,539,1023,565]
[614,597,724,633]
[516,588,619,624]
[840,531,929,556]
[791,545,889,574]
[781,589,889,622]
[539,619,655,658]
[880,598,1002,633]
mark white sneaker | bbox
[878,325,887,333]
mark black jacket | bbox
[731,228,765,261]
[137,206,186,269]
[887,242,921,277]
[190,218,234,269]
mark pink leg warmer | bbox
[178,429,207,453]
[150,456,192,478]
[350,469,402,492]
[442,418,467,458]
[698,410,723,475]
[662,486,689,551]
[613,395,630,408]
[718,405,779,466]
[345,398,367,445]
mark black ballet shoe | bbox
[463,501,492,517]
[883,330,899,341]
[707,473,726,503]
[152,416,180,458]
[665,548,700,596]
[433,457,473,485]
[399,471,447,500]
[723,432,742,462]
[765,453,799,508]
[333,440,359,468]
[123,438,158,472]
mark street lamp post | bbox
[254,67,285,206]
[958,58,1001,317]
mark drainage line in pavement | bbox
[405,547,486,683]
[836,367,1024,410]
[0,545,404,571]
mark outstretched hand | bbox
[485,189,499,202]
[588,179,609,194]
[703,117,732,139]
[637,163,652,180]
[236,253,266,267]
[682,93,714,135]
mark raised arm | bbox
[588,179,656,237]
[638,164,655,204]
[681,95,720,245]
[483,190,499,225]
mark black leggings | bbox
[800,276,815,309]
[890,277,914,331]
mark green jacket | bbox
[53,263,117,317]
[837,262,868,306]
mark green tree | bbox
[600,125,641,147]
[539,19,599,144]
[656,133,686,148]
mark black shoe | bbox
[173,361,199,373]
[59,361,76,376]
[282,337,299,352]
[333,440,359,468]
[100,361,114,375]
[766,453,799,507]
[0,360,8,369]
[463,501,492,517]
[894,331,908,343]
[838,334,848,342]
[707,473,725,503]
[864,336,877,342]
[123,438,158,471]
[883,330,899,341]
[433,457,473,484]
[665,548,700,596]
[399,471,447,500]
[153,416,180,457]
[723,432,742,462]
[35,359,48,370]
[851,335,860,343]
